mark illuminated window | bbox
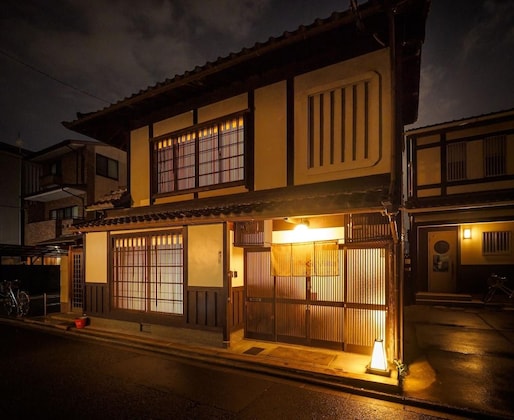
[153,113,245,194]
[482,231,511,255]
[112,231,184,314]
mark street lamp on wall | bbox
[463,228,472,240]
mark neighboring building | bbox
[23,139,127,311]
[0,141,30,249]
[64,0,429,364]
[0,141,43,266]
[404,109,514,302]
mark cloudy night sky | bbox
[1,0,513,152]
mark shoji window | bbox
[112,231,183,314]
[153,113,245,194]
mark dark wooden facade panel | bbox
[186,287,223,329]
[231,286,244,330]
[85,283,109,315]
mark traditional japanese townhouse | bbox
[24,139,127,312]
[64,0,429,364]
[404,109,514,303]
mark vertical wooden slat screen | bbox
[345,247,386,349]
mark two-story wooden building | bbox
[405,109,514,302]
[64,0,429,363]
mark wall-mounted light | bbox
[366,338,391,377]
[293,219,309,232]
[463,228,472,240]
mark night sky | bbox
[1,0,513,152]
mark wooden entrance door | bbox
[245,244,389,353]
[428,230,457,293]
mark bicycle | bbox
[483,274,513,303]
[0,280,30,317]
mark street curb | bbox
[1,316,508,420]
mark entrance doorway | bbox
[70,249,84,311]
[427,230,457,293]
[244,244,389,354]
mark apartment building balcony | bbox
[24,185,86,203]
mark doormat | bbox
[243,346,266,355]
[268,346,335,366]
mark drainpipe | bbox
[387,1,405,366]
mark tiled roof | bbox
[405,190,514,211]
[63,0,429,147]
[86,188,130,211]
[405,107,514,134]
[76,178,390,231]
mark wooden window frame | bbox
[96,154,119,180]
[151,111,247,197]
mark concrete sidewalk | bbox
[3,302,514,419]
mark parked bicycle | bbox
[0,280,30,317]
[483,273,513,303]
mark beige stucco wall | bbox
[85,232,108,283]
[230,230,244,288]
[153,111,193,137]
[198,94,248,123]
[416,147,441,186]
[188,224,224,287]
[60,255,69,307]
[294,48,392,185]
[254,81,287,190]
[460,221,514,265]
[130,126,150,207]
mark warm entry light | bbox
[366,339,391,376]
[293,220,310,232]
[463,228,472,239]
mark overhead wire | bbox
[0,47,111,104]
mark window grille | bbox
[308,84,370,168]
[484,135,506,177]
[482,231,511,255]
[234,221,265,247]
[447,142,467,181]
[72,252,83,309]
[112,231,184,314]
[154,113,245,194]
[344,213,390,242]
[306,73,380,173]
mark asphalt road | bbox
[403,305,514,419]
[0,323,459,420]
